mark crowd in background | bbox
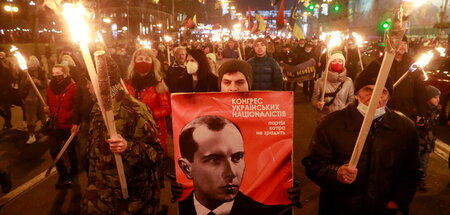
[0,34,448,213]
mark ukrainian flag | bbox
[255,13,266,32]
[292,18,305,39]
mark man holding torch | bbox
[303,63,421,215]
[83,53,164,214]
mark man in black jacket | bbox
[165,46,187,92]
[303,63,421,215]
[367,37,427,120]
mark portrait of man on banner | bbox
[171,91,294,215]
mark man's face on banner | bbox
[188,124,245,207]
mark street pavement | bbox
[0,91,449,215]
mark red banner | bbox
[172,91,293,206]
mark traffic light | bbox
[306,4,315,12]
[332,4,342,12]
[379,20,391,30]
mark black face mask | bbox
[53,75,64,82]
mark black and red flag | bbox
[276,0,285,29]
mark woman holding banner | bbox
[311,52,354,121]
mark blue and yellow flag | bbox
[255,13,266,32]
[292,18,305,39]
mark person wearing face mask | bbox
[19,56,48,144]
[45,64,81,188]
[294,39,306,57]
[175,49,219,92]
[311,52,354,121]
[303,63,421,215]
[124,48,171,157]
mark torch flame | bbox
[10,45,18,52]
[139,39,151,49]
[10,46,27,71]
[435,47,446,57]
[413,51,434,69]
[62,3,91,44]
[352,32,364,48]
[403,0,428,7]
[327,31,342,50]
[95,31,104,44]
[164,35,172,43]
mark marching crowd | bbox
[0,34,447,215]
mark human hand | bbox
[44,106,50,113]
[107,134,128,153]
[167,173,183,203]
[32,77,41,85]
[288,180,302,208]
[416,116,425,127]
[317,101,325,111]
[336,164,358,184]
[71,124,79,134]
[386,201,398,209]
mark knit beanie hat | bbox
[254,38,268,47]
[354,62,394,95]
[218,59,253,89]
[206,53,216,63]
[425,85,440,100]
[328,52,346,67]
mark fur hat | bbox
[425,85,440,100]
[354,62,394,95]
[254,38,268,47]
[217,59,253,89]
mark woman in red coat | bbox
[125,48,171,157]
[46,64,80,187]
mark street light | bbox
[3,5,19,27]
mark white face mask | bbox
[357,102,386,119]
[186,61,198,75]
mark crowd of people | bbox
[0,33,447,214]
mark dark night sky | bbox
[234,0,296,13]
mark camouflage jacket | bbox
[83,86,163,215]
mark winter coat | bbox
[247,55,283,91]
[222,47,239,59]
[175,72,219,93]
[47,78,78,129]
[303,105,421,215]
[165,62,186,93]
[311,70,354,121]
[84,86,163,214]
[125,81,171,155]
